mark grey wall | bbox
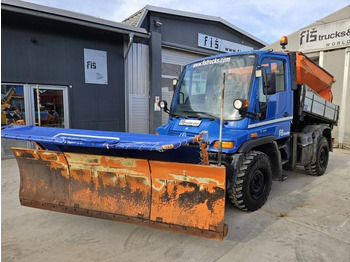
[160,16,262,50]
[143,13,264,51]
[2,10,126,131]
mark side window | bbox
[270,59,285,92]
[261,57,286,93]
[259,58,269,119]
[258,57,286,120]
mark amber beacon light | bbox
[280,36,288,50]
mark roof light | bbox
[280,36,288,50]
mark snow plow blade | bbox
[12,147,227,240]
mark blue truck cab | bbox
[157,50,339,211]
[157,51,293,154]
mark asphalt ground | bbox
[2,149,350,262]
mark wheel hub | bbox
[250,169,266,199]
[319,147,328,168]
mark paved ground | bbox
[2,149,350,262]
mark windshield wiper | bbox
[170,112,188,118]
[195,111,218,120]
[176,110,217,120]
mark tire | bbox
[304,137,329,176]
[228,151,272,211]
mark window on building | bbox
[1,84,26,125]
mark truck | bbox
[1,38,339,240]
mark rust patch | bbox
[12,148,228,239]
[65,152,152,218]
[149,160,226,234]
[13,149,71,206]
[177,181,225,213]
[158,180,224,213]
[12,148,39,160]
[38,151,58,161]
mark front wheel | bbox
[228,151,272,211]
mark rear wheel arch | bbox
[322,128,333,152]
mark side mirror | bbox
[158,100,169,113]
[172,78,178,91]
[263,72,276,95]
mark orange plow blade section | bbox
[64,152,152,219]
[12,148,227,239]
[149,161,227,239]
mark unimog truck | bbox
[2,38,339,240]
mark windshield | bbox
[171,54,256,120]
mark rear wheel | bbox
[228,151,272,211]
[304,137,329,176]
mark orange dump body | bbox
[13,147,227,240]
[296,52,335,102]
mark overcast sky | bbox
[22,0,349,44]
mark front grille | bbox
[167,130,199,137]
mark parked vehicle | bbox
[2,37,339,240]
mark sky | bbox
[22,0,350,44]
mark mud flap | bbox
[12,148,227,239]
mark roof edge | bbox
[139,5,266,46]
[1,0,149,38]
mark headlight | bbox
[233,99,249,110]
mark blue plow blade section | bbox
[1,125,203,163]
[1,125,196,151]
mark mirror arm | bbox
[239,108,261,120]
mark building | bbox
[263,5,350,148]
[1,0,149,156]
[122,5,266,133]
[1,0,265,157]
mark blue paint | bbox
[2,50,295,158]
[1,125,196,152]
[157,50,294,154]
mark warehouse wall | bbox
[2,10,126,131]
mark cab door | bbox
[249,55,293,138]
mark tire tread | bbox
[228,151,272,211]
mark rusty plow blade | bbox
[13,148,227,240]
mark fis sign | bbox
[198,33,253,53]
[299,20,350,51]
[84,48,108,85]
